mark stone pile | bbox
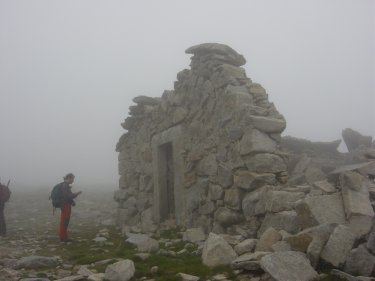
[115,43,375,279]
[0,255,135,281]
[115,42,288,236]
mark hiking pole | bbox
[7,180,10,187]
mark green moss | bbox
[35,225,237,280]
[312,274,348,281]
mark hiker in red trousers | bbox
[57,173,82,242]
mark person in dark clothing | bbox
[0,201,6,237]
[0,181,11,237]
[56,173,82,242]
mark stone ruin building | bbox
[115,43,375,278]
[115,43,288,234]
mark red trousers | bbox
[59,203,71,241]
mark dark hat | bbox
[63,173,75,179]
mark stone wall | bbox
[115,43,288,234]
[114,45,375,277]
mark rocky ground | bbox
[1,186,371,281]
[0,186,117,259]
[0,187,255,281]
[0,186,119,280]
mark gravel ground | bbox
[0,186,117,259]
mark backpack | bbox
[0,180,11,203]
[50,183,63,208]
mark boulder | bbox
[295,193,346,229]
[14,256,60,269]
[77,266,95,277]
[304,165,326,184]
[330,269,359,281]
[201,232,238,267]
[242,185,271,219]
[197,154,218,176]
[284,223,336,252]
[104,260,135,281]
[291,154,312,175]
[224,188,242,210]
[233,238,257,255]
[214,207,243,227]
[340,172,374,218]
[248,115,286,134]
[346,214,373,239]
[281,136,341,156]
[231,251,271,271]
[224,85,253,109]
[265,191,305,213]
[260,251,319,281]
[87,274,105,281]
[258,211,300,236]
[185,43,246,67]
[218,234,244,246]
[245,153,286,174]
[239,129,277,155]
[140,207,158,233]
[183,228,206,243]
[312,179,336,194]
[344,244,375,277]
[271,241,292,252]
[366,229,375,254]
[208,184,224,200]
[125,233,159,253]
[0,268,21,281]
[284,223,336,268]
[234,171,275,192]
[216,164,233,188]
[342,128,372,152]
[255,227,282,252]
[132,95,160,106]
[320,225,356,268]
[177,273,200,281]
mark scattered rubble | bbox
[115,43,375,280]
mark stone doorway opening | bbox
[158,142,175,221]
[152,125,184,224]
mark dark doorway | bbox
[158,142,175,221]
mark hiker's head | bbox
[63,173,75,184]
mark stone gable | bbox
[115,43,287,233]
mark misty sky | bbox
[0,0,374,188]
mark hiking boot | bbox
[60,238,74,243]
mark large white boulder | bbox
[201,232,237,267]
[125,233,159,253]
[260,251,318,281]
[320,225,356,268]
[104,260,135,281]
[295,193,346,228]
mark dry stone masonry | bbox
[116,43,375,279]
[115,43,287,234]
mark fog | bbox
[0,0,374,188]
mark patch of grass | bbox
[132,252,237,280]
[36,272,49,278]
[157,226,183,240]
[313,274,347,281]
[35,225,237,280]
[155,275,182,281]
